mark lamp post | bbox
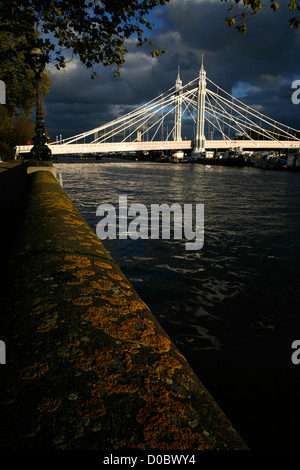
[28,47,51,161]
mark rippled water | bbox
[54,158,300,450]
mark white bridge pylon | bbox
[16,61,300,156]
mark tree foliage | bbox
[0,0,170,77]
[0,1,170,159]
[0,32,50,160]
[0,117,36,160]
[0,33,50,117]
[222,0,300,33]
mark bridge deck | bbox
[15,139,300,155]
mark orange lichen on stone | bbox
[94,260,113,269]
[74,353,93,373]
[81,306,113,326]
[38,191,77,214]
[74,269,95,277]
[57,340,84,362]
[154,355,182,378]
[75,257,91,266]
[74,426,85,440]
[74,346,140,398]
[175,350,186,361]
[90,279,113,291]
[61,264,77,270]
[129,299,149,311]
[120,282,131,289]
[77,398,106,419]
[120,289,132,297]
[65,255,91,268]
[100,295,129,307]
[136,388,212,450]
[178,373,194,390]
[78,347,111,374]
[92,380,139,397]
[81,307,171,354]
[72,296,93,306]
[37,398,62,413]
[82,309,150,341]
[67,280,82,286]
[62,215,86,227]
[30,303,58,316]
[52,314,204,450]
[37,312,58,332]
[20,362,49,380]
[142,334,171,353]
[24,425,41,438]
[69,269,95,285]
[108,273,123,281]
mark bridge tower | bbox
[174,66,182,141]
[193,56,206,157]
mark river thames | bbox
[54,158,300,450]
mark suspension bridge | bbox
[16,60,300,159]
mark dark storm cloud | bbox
[44,0,300,140]
[151,0,300,128]
[45,46,164,138]
[160,0,300,80]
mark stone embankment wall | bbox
[1,168,248,450]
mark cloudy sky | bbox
[44,0,300,142]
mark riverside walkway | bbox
[0,161,248,451]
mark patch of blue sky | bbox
[231,81,258,99]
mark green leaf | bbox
[289,16,300,28]
[237,23,248,34]
[289,0,298,11]
[225,17,236,26]
[271,2,279,11]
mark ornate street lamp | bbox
[28,47,51,161]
